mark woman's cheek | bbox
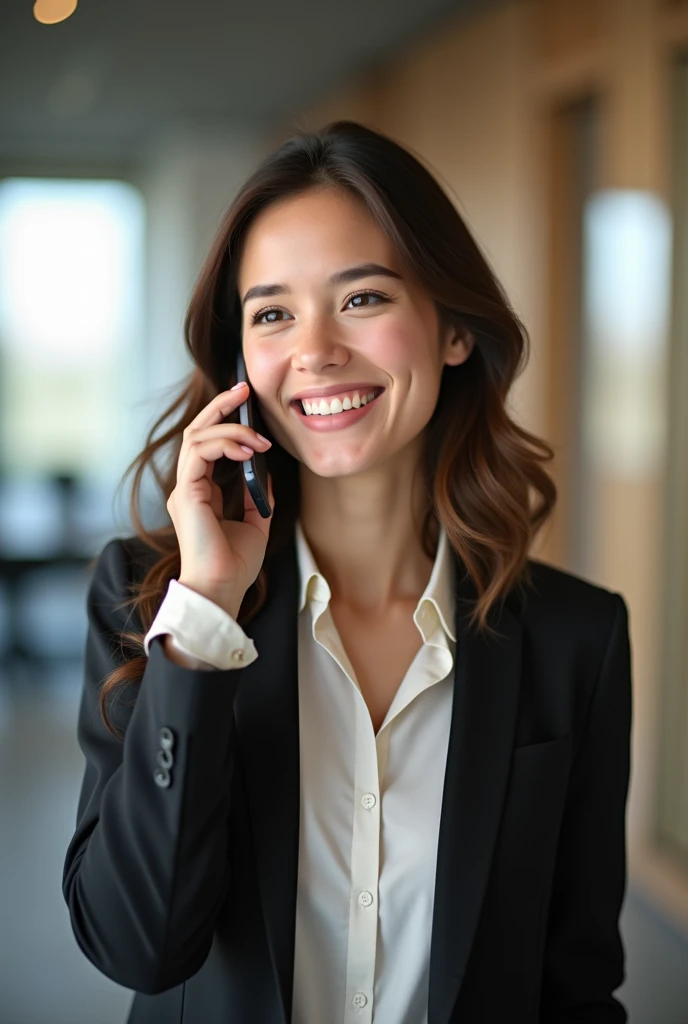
[371,320,423,373]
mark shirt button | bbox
[361,793,376,810]
[231,648,245,662]
[358,890,374,908]
[352,992,368,1009]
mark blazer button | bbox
[159,727,175,751]
[153,767,171,788]
[157,748,174,770]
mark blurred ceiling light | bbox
[33,0,78,25]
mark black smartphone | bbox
[235,349,272,518]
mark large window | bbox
[0,177,146,554]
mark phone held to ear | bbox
[235,349,272,519]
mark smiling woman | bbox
[88,120,557,671]
[62,120,631,1024]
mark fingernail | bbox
[231,381,247,391]
[256,433,271,445]
[240,445,253,453]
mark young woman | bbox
[62,120,632,1024]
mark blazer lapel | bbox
[428,559,524,1024]
[233,533,301,1024]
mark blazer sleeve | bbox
[62,538,246,995]
[540,592,633,1023]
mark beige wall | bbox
[273,0,688,933]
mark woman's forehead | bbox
[237,197,399,291]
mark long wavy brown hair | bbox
[97,118,556,738]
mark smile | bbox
[290,388,385,432]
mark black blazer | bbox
[62,531,632,1024]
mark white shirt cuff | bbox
[143,578,258,670]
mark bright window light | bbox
[0,179,143,369]
[582,189,672,478]
[0,178,145,476]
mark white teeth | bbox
[302,390,378,416]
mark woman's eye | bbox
[346,290,387,309]
[250,290,388,326]
[251,307,286,326]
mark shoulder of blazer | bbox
[524,556,621,606]
[86,535,164,650]
[118,532,164,582]
[520,556,628,665]
[94,533,178,603]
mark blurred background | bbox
[1,0,687,1021]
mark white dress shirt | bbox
[144,520,457,1023]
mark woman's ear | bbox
[442,325,475,368]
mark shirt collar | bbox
[295,518,457,644]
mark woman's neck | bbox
[297,460,436,615]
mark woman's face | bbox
[236,186,473,477]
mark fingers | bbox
[178,435,266,489]
[178,422,272,487]
[183,382,251,436]
[174,383,274,501]
[182,421,271,452]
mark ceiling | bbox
[1,0,489,165]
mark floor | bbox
[0,661,134,1024]
[1,656,688,1024]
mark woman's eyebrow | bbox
[241,262,403,306]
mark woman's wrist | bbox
[162,633,217,670]
[176,578,244,621]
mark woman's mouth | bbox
[290,387,385,432]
